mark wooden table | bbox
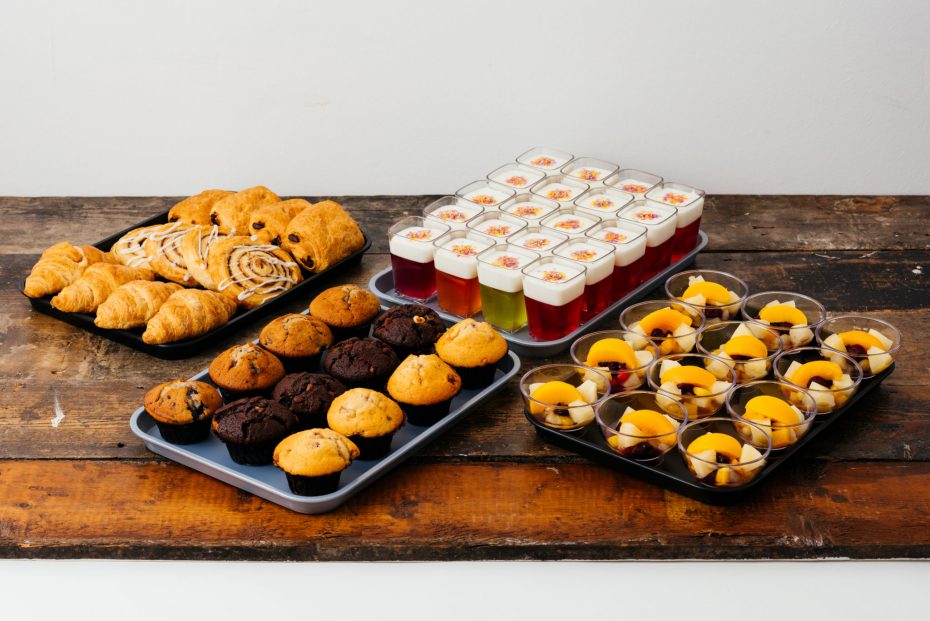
[1,195,928,560]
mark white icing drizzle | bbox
[195,225,222,268]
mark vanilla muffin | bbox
[143,379,223,444]
[208,342,285,400]
[387,354,462,426]
[327,388,405,459]
[435,319,508,389]
[309,284,382,340]
[274,429,360,496]
[259,313,333,372]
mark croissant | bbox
[143,222,198,285]
[94,280,183,329]
[206,236,303,309]
[178,225,228,289]
[248,199,310,245]
[142,289,237,344]
[24,242,116,298]
[209,185,280,235]
[283,200,365,272]
[168,189,233,226]
[50,263,155,313]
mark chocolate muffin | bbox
[212,397,298,465]
[309,284,382,340]
[371,304,446,358]
[143,379,223,444]
[323,337,399,389]
[259,313,333,372]
[208,342,285,400]
[387,354,462,426]
[274,429,360,496]
[272,372,347,430]
[327,388,405,459]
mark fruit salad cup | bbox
[727,381,817,451]
[665,270,748,324]
[620,300,705,355]
[774,347,863,414]
[696,321,782,383]
[596,391,687,462]
[648,354,735,420]
[742,291,826,350]
[570,330,659,393]
[520,364,611,432]
[817,316,901,378]
[678,417,771,488]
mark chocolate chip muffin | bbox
[435,319,508,389]
[272,372,347,430]
[273,428,360,496]
[212,397,298,465]
[309,284,382,340]
[327,388,405,459]
[143,379,223,444]
[208,342,285,400]
[387,354,462,426]
[259,313,333,372]
[371,304,446,358]
[323,337,399,389]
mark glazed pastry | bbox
[249,199,310,245]
[143,221,199,285]
[141,289,237,344]
[209,185,280,235]
[168,189,233,226]
[110,224,165,269]
[94,280,183,329]
[206,236,303,309]
[178,225,227,289]
[23,242,115,298]
[283,200,365,273]
[50,263,154,313]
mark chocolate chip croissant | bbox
[248,199,310,245]
[168,189,233,226]
[142,289,237,344]
[50,263,155,313]
[209,185,280,235]
[23,242,116,298]
[283,200,365,273]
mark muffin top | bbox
[372,304,446,350]
[435,319,508,369]
[387,354,462,406]
[274,428,360,477]
[327,388,405,438]
[323,337,399,384]
[143,379,223,425]
[208,343,285,392]
[212,397,297,444]
[309,284,382,329]
[259,314,333,359]
[272,373,346,416]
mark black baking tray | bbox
[527,364,895,504]
[20,210,370,359]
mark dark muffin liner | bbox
[452,362,499,390]
[331,375,390,392]
[222,439,279,466]
[385,343,436,360]
[349,433,396,460]
[329,324,373,342]
[293,410,328,431]
[277,353,323,375]
[215,387,273,403]
[402,399,452,426]
[155,418,211,445]
[285,472,342,496]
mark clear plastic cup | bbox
[816,315,901,377]
[696,320,782,383]
[648,353,735,420]
[678,416,771,488]
[742,291,826,350]
[727,381,817,450]
[570,330,659,393]
[665,269,749,324]
[773,347,863,414]
[520,364,611,431]
[596,391,686,462]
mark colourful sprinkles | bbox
[547,188,572,200]
[541,270,567,282]
[603,231,629,244]
[554,218,582,230]
[484,225,511,237]
[522,237,551,249]
[513,205,542,218]
[450,244,478,256]
[590,198,615,210]
[662,192,689,205]
[622,183,649,193]
[437,209,467,221]
[491,255,520,269]
[634,210,660,221]
[505,175,528,187]
[570,249,598,262]
[471,194,497,205]
[531,156,555,167]
[405,228,433,240]
[577,168,601,181]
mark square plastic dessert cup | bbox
[521,255,587,341]
[388,216,450,302]
[727,380,817,450]
[516,147,575,173]
[519,364,611,432]
[508,226,568,256]
[540,207,601,238]
[596,391,687,463]
[604,169,664,197]
[500,193,560,223]
[475,243,540,334]
[816,315,902,378]
[432,231,495,318]
[560,156,619,185]
[486,163,546,191]
[423,196,485,231]
[530,174,590,204]
[573,187,635,219]
[466,211,529,242]
[455,180,515,208]
[618,200,678,279]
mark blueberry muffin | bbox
[143,379,223,444]
[327,388,405,459]
[372,304,446,358]
[273,429,360,496]
[387,354,462,425]
[259,313,333,372]
[323,337,400,389]
[212,397,298,465]
[309,284,382,340]
[208,342,285,400]
[272,372,347,430]
[435,319,508,389]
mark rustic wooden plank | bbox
[1,459,928,560]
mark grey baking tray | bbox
[370,231,707,357]
[129,350,521,514]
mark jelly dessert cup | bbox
[727,381,817,450]
[530,174,590,205]
[774,347,863,414]
[645,182,705,262]
[678,417,771,488]
[507,226,568,256]
[618,200,677,279]
[423,196,485,231]
[604,168,663,198]
[540,207,601,238]
[521,256,587,341]
[620,301,706,355]
[432,231,494,317]
[486,163,545,191]
[500,193,560,223]
[665,270,748,324]
[742,291,826,350]
[466,211,528,242]
[573,187,635,219]
[586,219,648,301]
[454,180,515,208]
[570,330,659,393]
[553,237,616,321]
[388,217,450,301]
[596,391,686,462]
[520,364,611,431]
[816,315,900,377]
[475,243,539,333]
[696,320,782,383]
[648,354,734,420]
[516,147,574,173]
[560,156,619,185]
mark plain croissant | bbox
[23,242,115,298]
[94,280,183,329]
[142,289,237,344]
[50,263,154,313]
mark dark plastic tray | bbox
[130,349,521,514]
[527,364,895,504]
[370,231,707,357]
[21,210,370,359]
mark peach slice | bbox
[620,409,677,437]
[687,432,743,461]
[722,335,768,359]
[639,308,692,335]
[743,395,801,425]
[585,338,638,369]
[759,304,808,326]
[660,365,717,388]
[529,381,584,415]
[682,281,731,304]
[788,360,843,388]
[838,330,885,351]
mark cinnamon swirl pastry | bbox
[143,221,199,285]
[178,225,227,289]
[110,224,164,269]
[206,236,303,309]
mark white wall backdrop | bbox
[1,0,929,196]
